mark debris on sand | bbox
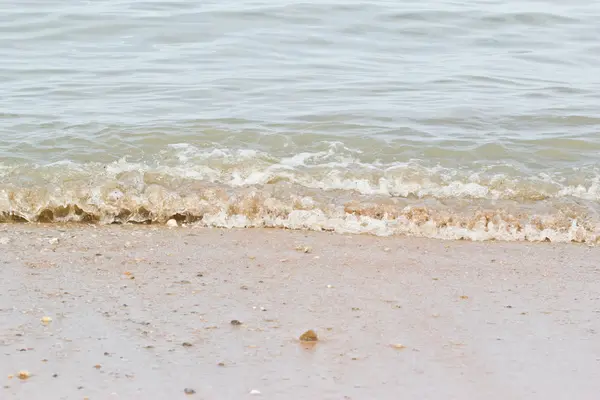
[459,295,469,300]
[390,343,406,350]
[166,219,178,228]
[299,330,318,342]
[17,370,30,380]
[295,245,312,253]
[250,389,261,395]
[41,316,52,324]
[230,320,242,326]
[184,388,196,395]
[48,237,59,245]
[182,342,193,347]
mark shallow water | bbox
[1,1,600,242]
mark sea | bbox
[1,1,600,242]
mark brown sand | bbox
[1,224,599,399]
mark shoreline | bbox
[1,225,599,399]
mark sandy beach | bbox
[1,224,599,400]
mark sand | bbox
[1,224,599,400]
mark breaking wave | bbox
[1,143,599,244]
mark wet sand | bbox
[1,224,599,400]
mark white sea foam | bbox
[1,144,600,243]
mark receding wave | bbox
[1,143,599,244]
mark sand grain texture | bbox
[1,225,599,399]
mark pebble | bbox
[166,219,178,228]
[230,320,242,326]
[299,330,318,342]
[184,388,196,395]
[41,316,52,324]
[250,389,261,395]
[295,245,312,253]
[48,237,59,245]
[17,370,30,380]
[182,342,193,347]
[0,237,10,245]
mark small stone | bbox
[295,245,312,253]
[0,237,10,245]
[52,373,58,378]
[459,295,469,300]
[230,320,242,326]
[166,219,178,228]
[390,343,407,350]
[182,342,193,347]
[41,316,52,324]
[250,389,261,395]
[184,388,196,395]
[299,330,318,342]
[383,247,391,252]
[48,237,59,245]
[217,362,225,367]
[93,364,101,369]
[17,370,30,380]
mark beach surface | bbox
[1,224,599,400]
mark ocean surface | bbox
[1,1,600,242]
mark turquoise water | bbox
[1,1,600,242]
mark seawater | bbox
[1,1,600,242]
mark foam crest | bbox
[1,143,600,243]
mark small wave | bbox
[0,180,598,244]
[1,144,600,243]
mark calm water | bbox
[1,1,600,242]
